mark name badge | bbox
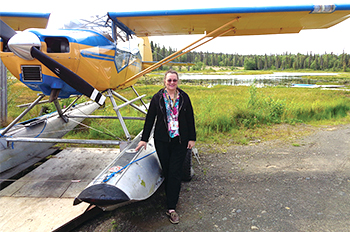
[169,120,178,130]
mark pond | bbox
[178,72,339,86]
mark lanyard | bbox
[166,90,178,110]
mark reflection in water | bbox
[178,72,338,87]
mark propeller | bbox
[0,19,106,105]
[0,19,17,43]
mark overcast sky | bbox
[4,0,350,55]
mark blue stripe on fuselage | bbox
[81,50,115,61]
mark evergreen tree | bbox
[149,40,349,72]
[244,57,257,70]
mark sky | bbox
[4,0,350,55]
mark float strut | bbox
[0,94,45,136]
[107,89,131,141]
[53,99,69,123]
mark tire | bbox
[182,149,194,181]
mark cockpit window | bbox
[115,40,130,71]
[63,15,113,40]
[115,49,131,71]
[45,37,69,53]
[61,14,131,45]
[114,37,141,72]
[60,14,142,72]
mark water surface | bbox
[179,72,338,86]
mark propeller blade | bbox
[0,19,17,42]
[30,47,106,105]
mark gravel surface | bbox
[74,124,350,232]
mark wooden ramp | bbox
[0,147,120,231]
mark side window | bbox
[115,49,131,71]
[114,36,141,72]
[45,37,70,53]
[115,39,131,72]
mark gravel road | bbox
[74,124,350,232]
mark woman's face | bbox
[164,73,178,92]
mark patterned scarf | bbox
[163,89,180,138]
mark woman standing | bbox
[135,70,196,224]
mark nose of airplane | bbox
[1,19,105,105]
[8,31,41,60]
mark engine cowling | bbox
[8,31,41,60]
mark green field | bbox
[5,74,350,146]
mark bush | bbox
[244,58,257,70]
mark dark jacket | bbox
[141,88,196,143]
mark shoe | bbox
[166,210,179,224]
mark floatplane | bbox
[1,3,350,210]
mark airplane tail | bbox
[139,37,153,62]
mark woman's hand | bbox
[187,140,195,149]
[135,141,147,151]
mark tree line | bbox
[150,41,350,72]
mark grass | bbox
[4,74,350,146]
[5,80,88,124]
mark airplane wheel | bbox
[182,149,194,181]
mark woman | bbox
[135,70,196,224]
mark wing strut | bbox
[117,17,240,88]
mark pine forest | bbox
[150,41,350,72]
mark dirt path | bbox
[74,124,350,232]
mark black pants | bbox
[155,137,187,210]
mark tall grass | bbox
[6,80,53,123]
[185,84,350,142]
[5,80,88,123]
[5,78,350,144]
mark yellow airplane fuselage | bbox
[0,28,142,98]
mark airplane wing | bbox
[108,4,350,37]
[0,12,50,31]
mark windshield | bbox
[63,14,132,44]
[63,15,112,33]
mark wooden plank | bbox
[0,147,120,231]
[0,148,59,188]
[0,147,119,198]
[0,197,90,232]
